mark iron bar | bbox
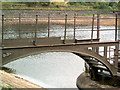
[115,14,117,41]
[48,14,50,37]
[97,14,100,39]
[34,15,38,45]
[3,16,120,20]
[19,13,21,38]
[109,46,110,59]
[2,15,4,47]
[74,13,76,41]
[91,14,94,41]
[64,14,67,43]
[4,28,120,32]
[3,17,120,20]
[99,17,120,19]
[96,14,100,54]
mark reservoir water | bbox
[3,24,119,88]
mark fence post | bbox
[48,14,50,37]
[74,13,76,41]
[19,13,21,38]
[34,15,38,45]
[64,14,67,44]
[2,15,4,47]
[91,14,94,42]
[97,14,100,39]
[115,14,117,41]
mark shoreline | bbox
[4,17,119,26]
[0,70,45,89]
[3,10,119,26]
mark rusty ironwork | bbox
[19,13,21,38]
[2,13,120,76]
[104,46,107,59]
[96,14,100,54]
[34,15,38,45]
[64,14,67,43]
[74,13,76,41]
[97,14,100,40]
[115,14,118,41]
[2,15,4,47]
[48,14,50,37]
[91,14,94,41]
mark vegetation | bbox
[68,2,119,11]
[0,84,12,90]
[2,2,120,11]
[1,86,12,90]
[2,67,16,74]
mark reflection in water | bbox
[4,52,85,88]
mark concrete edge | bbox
[76,72,118,89]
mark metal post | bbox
[91,14,94,41]
[34,15,38,45]
[74,13,76,41]
[64,14,67,43]
[48,14,50,37]
[115,14,117,41]
[114,44,119,71]
[19,13,21,38]
[2,15,4,47]
[109,46,110,59]
[96,14,100,54]
[92,47,95,52]
[97,14,100,39]
[104,46,107,59]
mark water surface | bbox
[4,52,84,88]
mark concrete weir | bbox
[76,72,118,89]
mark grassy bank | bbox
[2,6,118,11]
[2,2,120,11]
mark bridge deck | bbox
[2,38,99,47]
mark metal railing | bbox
[2,13,120,45]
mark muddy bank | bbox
[3,10,120,26]
[2,9,114,16]
[4,17,119,26]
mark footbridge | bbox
[2,38,119,76]
[1,12,120,76]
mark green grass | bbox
[2,5,118,11]
[2,2,119,11]
[0,85,12,90]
